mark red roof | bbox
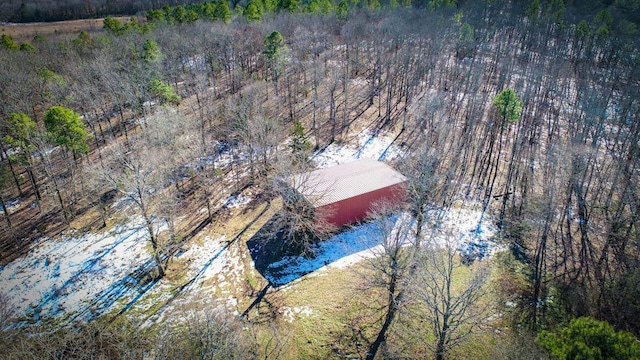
[287,159,407,207]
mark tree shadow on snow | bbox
[24,234,163,327]
[247,215,388,287]
[73,257,162,324]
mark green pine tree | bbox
[537,317,640,360]
[289,120,312,162]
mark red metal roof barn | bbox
[285,159,407,229]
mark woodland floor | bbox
[0,20,511,357]
[0,124,504,357]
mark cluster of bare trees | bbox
[0,292,280,360]
[338,3,640,340]
[353,143,491,359]
[1,0,640,356]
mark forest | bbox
[1,0,640,358]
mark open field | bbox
[0,17,130,39]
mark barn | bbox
[284,158,408,229]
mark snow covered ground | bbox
[265,220,389,286]
[264,206,498,286]
[0,217,159,324]
[0,219,240,326]
[312,130,403,168]
[144,235,243,326]
[223,194,252,209]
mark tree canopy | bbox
[288,120,312,162]
[149,78,181,105]
[3,113,37,151]
[263,30,285,60]
[43,106,89,155]
[537,317,640,360]
[493,88,523,123]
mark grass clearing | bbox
[0,17,130,40]
[251,264,375,359]
[248,244,509,359]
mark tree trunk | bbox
[23,151,41,203]
[0,192,11,228]
[367,270,399,360]
[53,172,69,224]
[329,88,337,142]
[40,148,69,224]
[435,331,447,360]
[143,211,165,278]
[0,141,23,196]
[312,60,319,148]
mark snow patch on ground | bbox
[279,305,314,323]
[265,220,388,286]
[145,236,244,326]
[198,141,248,171]
[349,78,369,86]
[265,206,499,286]
[0,217,162,323]
[181,236,229,290]
[424,206,499,257]
[0,198,21,215]
[312,130,403,168]
[223,194,252,209]
[110,196,133,211]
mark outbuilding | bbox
[284,158,408,230]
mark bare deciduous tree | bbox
[272,159,336,256]
[409,238,490,360]
[364,209,414,360]
[154,308,251,360]
[3,316,148,360]
[95,111,188,278]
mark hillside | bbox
[1,1,640,358]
